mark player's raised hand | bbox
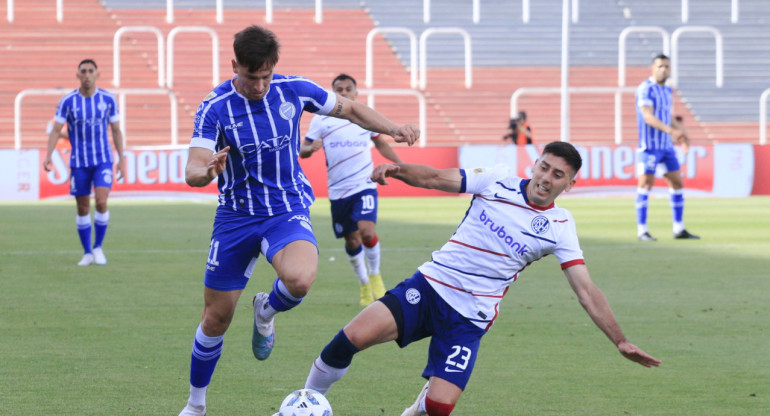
[208,146,230,179]
[371,164,401,185]
[617,341,661,368]
[391,125,420,146]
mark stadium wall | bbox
[0,144,766,201]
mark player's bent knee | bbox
[281,274,315,297]
[425,396,455,416]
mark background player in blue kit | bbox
[178,25,419,416]
[303,141,660,416]
[300,73,402,306]
[42,59,125,267]
[635,53,699,242]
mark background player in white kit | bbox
[43,59,125,267]
[303,141,660,416]
[300,73,402,306]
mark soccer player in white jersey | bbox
[303,141,660,416]
[177,25,419,416]
[42,59,125,266]
[635,53,699,241]
[300,73,402,306]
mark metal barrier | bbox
[760,88,770,145]
[423,0,479,23]
[166,0,224,24]
[266,0,323,24]
[365,28,417,89]
[419,28,472,90]
[167,26,220,88]
[682,0,740,23]
[113,26,166,88]
[617,26,670,87]
[670,26,723,88]
[522,0,579,23]
[6,0,62,22]
[510,86,637,144]
[14,88,179,149]
[361,89,427,147]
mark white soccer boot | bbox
[77,253,94,266]
[401,381,430,416]
[92,247,107,265]
[252,292,275,360]
[178,401,206,416]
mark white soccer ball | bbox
[278,388,333,416]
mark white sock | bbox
[305,357,349,395]
[637,224,649,236]
[347,249,369,285]
[189,385,207,407]
[363,241,381,276]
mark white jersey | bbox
[304,115,380,200]
[418,165,585,330]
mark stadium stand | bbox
[1,0,768,149]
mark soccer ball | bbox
[278,388,333,416]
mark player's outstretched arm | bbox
[563,264,661,368]
[43,121,65,172]
[299,138,323,158]
[371,163,462,193]
[186,146,230,187]
[331,95,419,146]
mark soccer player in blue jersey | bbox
[43,59,125,266]
[303,141,660,416]
[177,25,419,416]
[635,53,699,241]
[300,73,402,306]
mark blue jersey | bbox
[53,88,120,168]
[190,74,335,216]
[635,77,673,152]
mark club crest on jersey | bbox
[279,102,296,120]
[531,215,550,234]
[405,288,421,305]
[289,214,313,232]
[97,101,107,112]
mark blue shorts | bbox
[637,148,680,176]
[379,271,486,390]
[329,188,378,238]
[203,207,317,291]
[70,163,114,196]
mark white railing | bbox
[361,89,427,147]
[682,0,740,23]
[266,0,322,23]
[423,0,479,23]
[365,28,417,89]
[167,26,220,88]
[670,26,723,88]
[7,0,63,23]
[617,26,671,87]
[419,28,472,90]
[167,0,224,24]
[760,88,770,145]
[14,88,179,149]
[522,0,579,23]
[113,26,166,88]
[510,86,637,145]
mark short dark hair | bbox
[518,111,527,120]
[542,141,582,177]
[78,59,97,69]
[233,25,280,72]
[652,53,669,63]
[332,73,357,87]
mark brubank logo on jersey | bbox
[479,209,529,255]
[327,140,368,149]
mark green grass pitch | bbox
[1,195,768,415]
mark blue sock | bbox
[635,188,649,231]
[670,188,684,224]
[76,214,92,254]
[93,210,109,248]
[320,330,360,369]
[189,324,224,388]
[268,277,303,312]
